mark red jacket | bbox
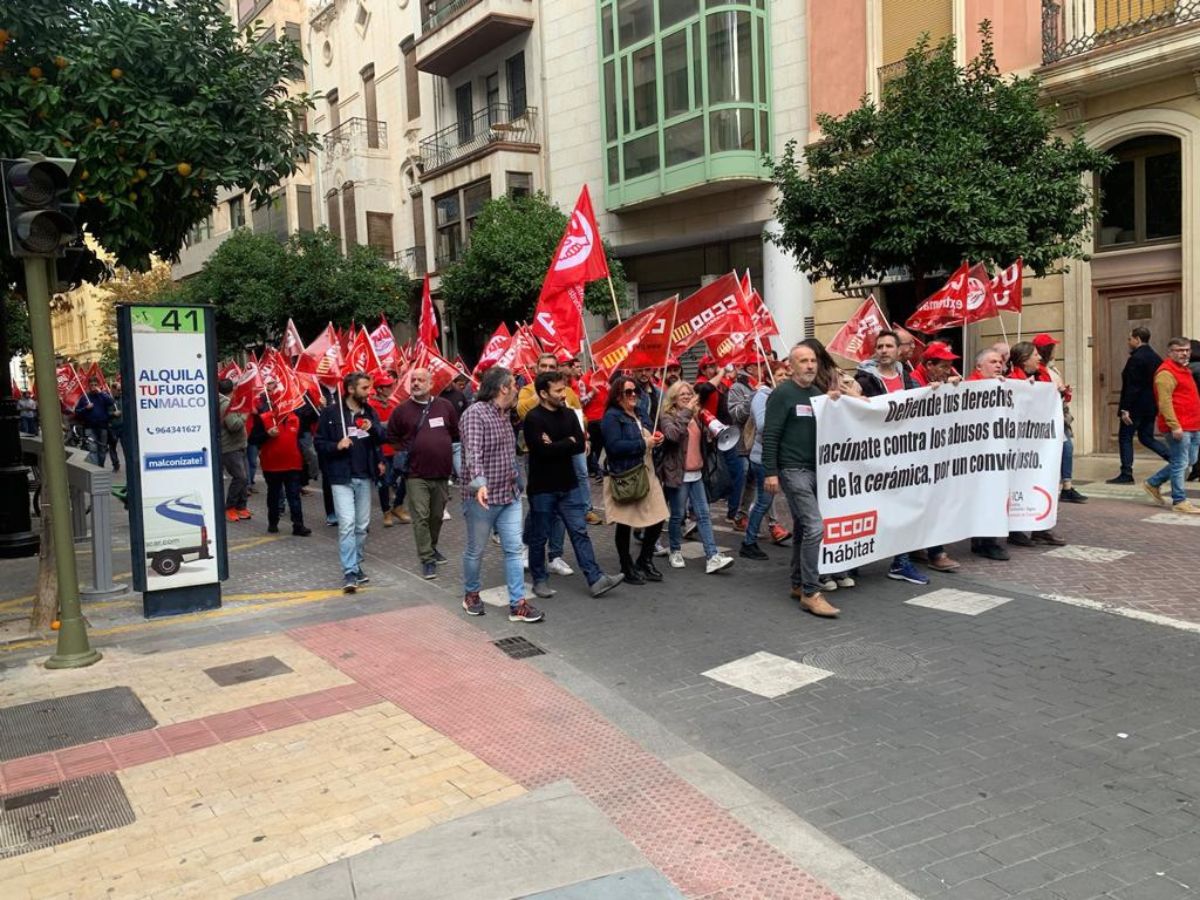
[257,411,304,472]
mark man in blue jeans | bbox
[315,371,384,592]
[460,366,544,623]
[523,370,623,600]
[1145,337,1200,515]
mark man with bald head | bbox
[387,367,461,580]
[894,327,918,374]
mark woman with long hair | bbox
[658,380,735,574]
[600,373,669,584]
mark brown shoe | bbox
[928,554,960,572]
[392,505,412,524]
[585,510,603,525]
[1143,481,1166,506]
[383,510,395,528]
[799,592,840,618]
[1031,530,1066,545]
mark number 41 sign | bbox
[118,304,228,618]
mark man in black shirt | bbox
[523,370,623,601]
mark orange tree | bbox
[0,0,316,316]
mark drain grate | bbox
[802,643,920,682]
[0,773,135,859]
[493,637,546,660]
[203,655,294,687]
[0,687,156,762]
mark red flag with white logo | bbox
[964,262,1000,325]
[411,343,459,396]
[82,362,111,395]
[905,263,970,334]
[473,322,512,377]
[827,296,889,364]
[282,318,304,358]
[260,348,307,413]
[347,327,384,376]
[218,359,242,381]
[418,275,439,350]
[453,356,480,389]
[620,296,678,371]
[532,285,586,356]
[295,323,345,388]
[56,363,85,410]
[495,325,541,376]
[591,297,675,377]
[532,186,609,354]
[669,272,754,356]
[370,316,399,370]
[226,363,264,415]
[990,259,1023,314]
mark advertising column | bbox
[118,304,227,617]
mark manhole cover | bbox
[0,687,156,762]
[0,773,135,859]
[493,637,546,660]
[802,643,919,682]
[204,656,294,687]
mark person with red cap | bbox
[910,341,962,388]
[1032,333,1087,503]
[665,357,683,388]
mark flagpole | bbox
[650,300,679,437]
[606,276,623,324]
[336,380,348,439]
[997,312,1009,347]
[1016,313,1023,343]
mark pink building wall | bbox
[807,0,868,132]
[964,0,1042,72]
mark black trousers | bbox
[265,470,304,527]
[615,521,662,570]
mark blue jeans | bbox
[743,462,773,546]
[525,458,566,559]
[722,446,746,518]
[331,478,372,576]
[528,490,603,586]
[1061,435,1074,482]
[667,480,718,558]
[572,452,592,511]
[1118,416,1169,476]
[464,496,525,608]
[247,442,259,486]
[1148,431,1200,505]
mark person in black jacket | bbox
[1108,326,1169,484]
[315,371,384,592]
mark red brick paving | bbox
[0,683,380,795]
[290,606,839,899]
[947,496,1200,625]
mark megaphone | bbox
[700,410,740,452]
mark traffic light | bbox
[2,155,79,258]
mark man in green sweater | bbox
[764,344,841,617]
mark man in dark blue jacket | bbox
[73,376,114,467]
[1108,326,1169,484]
[315,371,384,592]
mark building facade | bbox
[172,0,317,280]
[807,0,1199,455]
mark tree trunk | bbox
[31,503,57,630]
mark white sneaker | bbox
[668,551,685,569]
[653,540,668,558]
[548,557,574,576]
[705,553,735,574]
[443,509,451,521]
[491,532,500,545]
[819,577,838,592]
[836,575,856,588]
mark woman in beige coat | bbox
[600,374,669,585]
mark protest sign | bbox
[811,380,1063,573]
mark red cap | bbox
[1031,333,1059,347]
[374,372,395,386]
[697,355,716,368]
[923,341,960,362]
[667,357,682,369]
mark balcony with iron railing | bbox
[414,0,534,76]
[1042,0,1200,63]
[418,103,538,176]
[390,246,428,276]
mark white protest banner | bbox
[811,380,1063,574]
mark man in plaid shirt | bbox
[459,366,544,623]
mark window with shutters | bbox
[506,52,527,117]
[366,212,394,258]
[402,37,421,120]
[229,195,246,230]
[507,171,533,198]
[296,185,314,232]
[327,89,340,132]
[341,181,358,247]
[326,189,342,245]
[880,0,952,84]
[362,64,380,149]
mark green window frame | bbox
[599,0,772,208]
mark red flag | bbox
[591,298,675,377]
[453,356,480,390]
[370,316,399,370]
[296,323,345,387]
[418,275,439,349]
[226,363,264,415]
[827,296,889,364]
[347,327,384,376]
[336,326,351,361]
[495,325,541,376]
[282,318,304,358]
[412,344,459,396]
[473,323,512,376]
[905,263,970,334]
[82,362,111,395]
[669,272,754,356]
[990,259,1023,314]
[892,322,927,366]
[56,363,85,410]
[260,348,307,413]
[532,285,586,356]
[620,296,677,371]
[531,186,609,354]
[964,262,999,325]
[218,359,242,381]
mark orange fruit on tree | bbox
[135,167,147,180]
[176,162,192,177]
[50,620,61,631]
[54,55,68,69]
[111,67,123,79]
[28,65,42,79]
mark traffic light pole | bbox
[25,256,100,668]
